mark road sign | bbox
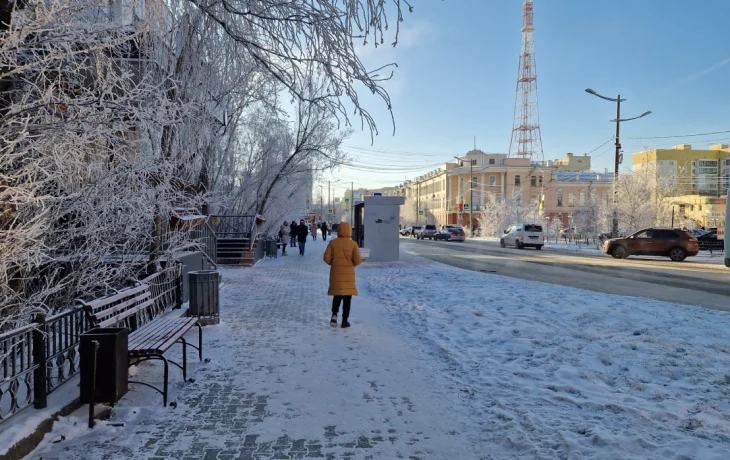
[373,192,382,196]
[418,210,424,216]
[344,198,350,204]
[463,204,470,211]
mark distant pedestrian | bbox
[279,222,290,256]
[323,221,361,328]
[311,222,318,240]
[297,220,308,255]
[321,222,328,241]
[290,220,298,247]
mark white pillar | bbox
[501,172,506,198]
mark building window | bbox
[531,176,537,187]
[590,190,597,203]
[579,190,586,205]
[489,176,496,186]
[489,158,495,165]
[568,192,575,207]
[557,190,563,207]
[471,177,478,189]
[515,175,521,186]
[471,159,477,165]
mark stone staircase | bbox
[216,238,257,266]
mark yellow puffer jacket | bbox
[323,222,362,296]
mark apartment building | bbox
[632,144,730,197]
[394,150,613,229]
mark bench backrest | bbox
[82,284,154,328]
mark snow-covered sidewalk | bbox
[28,239,483,459]
[28,239,730,459]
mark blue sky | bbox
[329,0,730,194]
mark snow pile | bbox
[358,251,730,459]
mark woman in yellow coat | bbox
[323,221,362,328]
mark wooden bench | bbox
[79,283,203,406]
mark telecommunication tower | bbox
[508,0,543,161]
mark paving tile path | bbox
[30,238,484,459]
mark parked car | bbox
[695,230,724,252]
[417,224,438,240]
[400,226,412,236]
[409,225,422,238]
[602,228,698,261]
[500,223,545,249]
[434,226,465,242]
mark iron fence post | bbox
[32,313,48,409]
[175,263,183,309]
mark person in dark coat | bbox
[321,222,328,241]
[296,220,308,255]
[290,220,298,247]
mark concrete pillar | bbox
[501,172,506,198]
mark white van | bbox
[500,223,545,250]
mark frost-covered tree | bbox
[400,196,419,226]
[475,193,537,238]
[0,0,205,328]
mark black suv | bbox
[417,224,438,240]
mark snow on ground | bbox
[358,250,730,459]
[27,240,730,459]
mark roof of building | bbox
[553,172,614,182]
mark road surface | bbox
[399,237,730,311]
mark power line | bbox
[622,129,730,140]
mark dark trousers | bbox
[332,296,351,320]
[291,237,296,247]
[281,243,288,254]
[298,240,306,255]
[322,231,327,241]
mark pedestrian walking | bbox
[279,222,290,256]
[311,221,318,240]
[290,220,298,247]
[297,220,308,255]
[321,222,328,241]
[323,221,361,328]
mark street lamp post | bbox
[455,156,474,234]
[585,88,651,237]
[328,179,341,223]
[319,185,324,222]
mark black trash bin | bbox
[80,327,128,405]
[189,270,220,325]
[266,239,278,258]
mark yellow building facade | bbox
[632,144,730,197]
[394,150,613,230]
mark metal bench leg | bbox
[180,338,187,381]
[196,323,203,361]
[161,354,169,407]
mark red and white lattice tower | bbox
[508,0,543,161]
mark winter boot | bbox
[341,320,350,328]
[330,314,338,327]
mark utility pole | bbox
[319,185,323,222]
[469,158,473,235]
[585,88,650,238]
[351,181,354,224]
[416,180,420,226]
[327,181,331,223]
[613,95,621,238]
